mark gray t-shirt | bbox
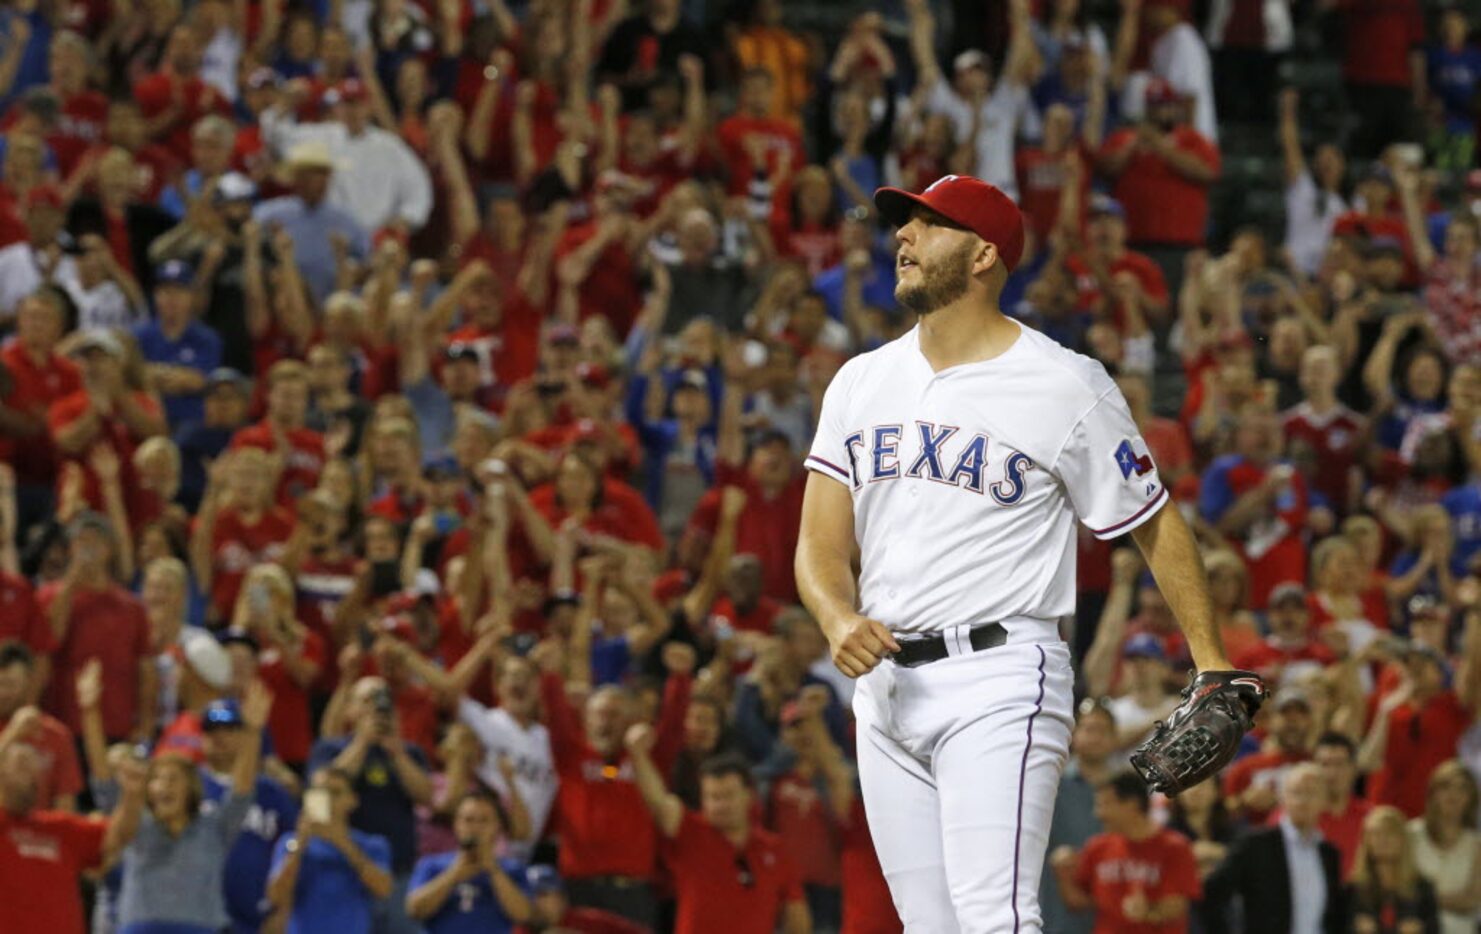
[117,790,252,929]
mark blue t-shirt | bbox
[1442,482,1481,576]
[133,320,223,427]
[174,421,237,513]
[590,631,631,686]
[813,249,897,321]
[270,830,391,934]
[1428,45,1481,131]
[407,852,529,934]
[203,772,299,934]
[306,738,428,873]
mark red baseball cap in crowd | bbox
[339,78,369,102]
[1145,77,1183,105]
[874,175,1026,272]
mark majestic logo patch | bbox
[1114,439,1155,480]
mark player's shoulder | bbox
[1009,323,1119,406]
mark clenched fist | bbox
[821,613,900,678]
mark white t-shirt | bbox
[56,267,144,331]
[0,243,76,320]
[805,322,1168,633]
[1284,171,1348,277]
[200,27,242,103]
[457,698,557,860]
[1150,23,1219,143]
[923,78,1039,201]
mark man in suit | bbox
[1200,762,1346,934]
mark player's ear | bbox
[972,241,1001,277]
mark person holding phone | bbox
[268,765,394,934]
[308,675,434,934]
[405,791,534,933]
[233,562,324,770]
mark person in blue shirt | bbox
[1427,8,1481,170]
[813,209,897,322]
[406,791,533,934]
[307,676,435,934]
[253,141,370,304]
[134,259,224,428]
[267,766,394,934]
[174,368,253,512]
[200,699,300,934]
[157,116,237,220]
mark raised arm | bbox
[234,680,274,796]
[622,723,683,837]
[1277,88,1306,186]
[1082,549,1142,696]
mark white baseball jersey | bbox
[458,698,557,859]
[806,321,1167,634]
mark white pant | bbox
[854,633,1075,934]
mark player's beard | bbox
[897,241,975,316]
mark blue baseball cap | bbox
[1089,193,1125,220]
[155,259,194,288]
[525,865,563,893]
[1122,632,1166,661]
[203,699,245,730]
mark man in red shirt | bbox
[1098,79,1219,284]
[1066,196,1170,329]
[1231,583,1337,682]
[1052,771,1201,933]
[38,511,155,742]
[230,359,325,506]
[1310,731,1371,878]
[1016,103,1093,244]
[40,31,109,176]
[1282,344,1365,515]
[1366,643,1479,816]
[1,292,81,526]
[626,730,810,934]
[716,67,804,195]
[1331,0,1424,157]
[536,641,694,928]
[1197,407,1309,608]
[131,21,231,161]
[47,328,166,516]
[1222,687,1313,824]
[687,386,806,603]
[0,644,82,809]
[0,740,143,934]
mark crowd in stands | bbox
[0,0,1477,931]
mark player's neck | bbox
[915,303,1019,373]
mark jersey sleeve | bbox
[804,364,855,487]
[1054,390,1169,540]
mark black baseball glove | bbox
[1129,670,1267,796]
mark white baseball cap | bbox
[181,629,233,691]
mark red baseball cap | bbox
[874,176,1026,272]
[338,78,369,103]
[1145,76,1184,105]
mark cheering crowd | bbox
[0,0,1478,931]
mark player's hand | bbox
[821,613,901,678]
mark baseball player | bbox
[794,175,1266,932]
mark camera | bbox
[372,686,394,717]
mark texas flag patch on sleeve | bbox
[1114,438,1155,480]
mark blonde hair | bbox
[1423,760,1479,839]
[1310,535,1356,586]
[266,359,309,387]
[1351,805,1422,897]
[144,556,188,591]
[134,436,181,499]
[1203,550,1248,601]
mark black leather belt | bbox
[892,622,1009,668]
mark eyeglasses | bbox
[735,853,755,889]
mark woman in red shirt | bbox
[771,165,842,277]
[230,562,323,769]
[1307,534,1390,639]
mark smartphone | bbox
[370,561,401,599]
[304,788,331,823]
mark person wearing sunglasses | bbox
[624,723,811,934]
